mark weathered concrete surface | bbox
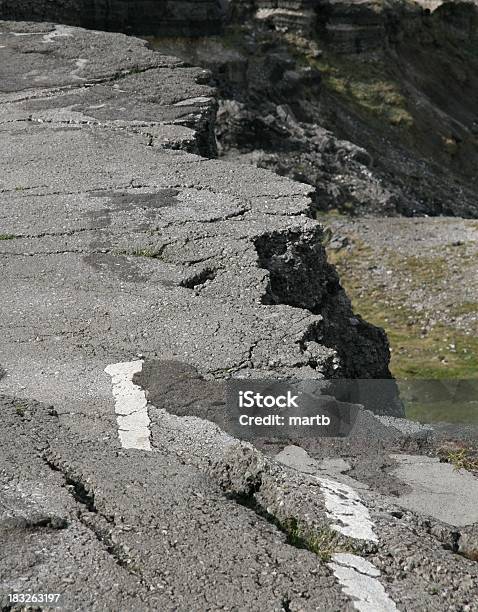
[3,360,477,611]
[390,454,478,527]
[0,21,218,156]
[1,20,477,612]
[134,361,478,610]
[0,19,396,423]
[1,396,352,611]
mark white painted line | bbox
[316,477,399,610]
[42,25,74,44]
[104,360,151,451]
[316,476,378,542]
[332,553,381,577]
[328,553,399,612]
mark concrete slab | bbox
[390,454,478,526]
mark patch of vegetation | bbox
[396,254,448,284]
[15,403,26,417]
[0,234,16,240]
[328,241,478,380]
[349,293,478,380]
[439,446,478,473]
[281,517,358,562]
[452,302,478,316]
[291,45,413,129]
[405,400,478,425]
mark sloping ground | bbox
[324,216,478,381]
[197,0,478,217]
[322,214,478,423]
[313,0,478,216]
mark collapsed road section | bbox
[1,19,477,612]
[0,20,395,417]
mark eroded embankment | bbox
[150,0,478,217]
[0,20,398,417]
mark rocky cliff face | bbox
[3,1,477,215]
[0,0,223,36]
[159,0,478,216]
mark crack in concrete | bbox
[40,450,152,586]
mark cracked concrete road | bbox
[2,361,478,611]
[1,20,477,612]
[1,396,352,611]
[0,21,396,446]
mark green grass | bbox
[441,447,478,472]
[405,400,478,425]
[0,234,15,240]
[281,517,358,562]
[396,255,448,283]
[353,298,478,379]
[452,302,478,316]
[328,242,478,380]
[15,404,26,417]
[290,44,414,129]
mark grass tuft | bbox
[289,45,414,129]
[15,404,26,417]
[281,517,358,562]
[327,238,478,380]
[439,446,478,473]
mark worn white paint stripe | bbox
[328,553,399,612]
[316,476,378,542]
[316,479,399,610]
[104,360,151,451]
[42,25,74,44]
[174,96,213,106]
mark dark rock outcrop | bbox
[154,0,478,217]
[3,1,477,216]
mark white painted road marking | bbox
[315,476,399,610]
[317,476,378,542]
[104,360,151,451]
[328,553,399,612]
[42,25,74,44]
